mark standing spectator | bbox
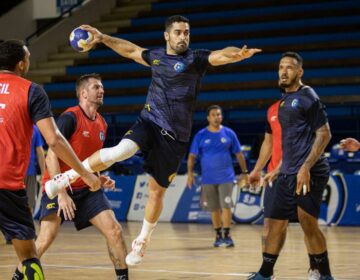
[187,105,249,247]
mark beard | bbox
[278,75,298,89]
[171,42,188,54]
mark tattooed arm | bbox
[296,122,332,195]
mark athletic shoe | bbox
[319,276,335,280]
[308,269,321,280]
[45,173,71,199]
[247,272,272,280]
[125,237,147,266]
[213,237,224,247]
[223,236,235,247]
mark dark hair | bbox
[206,105,222,115]
[165,15,190,31]
[281,51,303,66]
[75,73,102,98]
[0,40,26,71]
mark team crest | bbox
[99,131,105,142]
[174,62,185,73]
[291,98,299,108]
[221,137,227,143]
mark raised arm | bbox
[208,45,262,66]
[81,24,149,67]
[296,122,332,195]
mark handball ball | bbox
[69,27,93,52]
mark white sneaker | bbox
[125,238,148,266]
[308,269,321,280]
[45,174,71,199]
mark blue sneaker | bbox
[247,272,271,280]
[223,236,235,247]
[213,237,224,247]
[320,276,335,280]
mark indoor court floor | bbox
[1,222,359,279]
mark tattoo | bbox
[303,123,331,169]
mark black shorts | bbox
[40,188,111,231]
[270,174,329,220]
[263,180,277,219]
[123,117,188,188]
[0,189,36,241]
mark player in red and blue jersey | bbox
[11,74,129,280]
[249,53,334,280]
[250,99,321,279]
[45,15,261,266]
[0,40,99,280]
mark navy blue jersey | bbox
[278,85,329,176]
[141,48,210,142]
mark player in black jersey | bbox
[45,15,261,266]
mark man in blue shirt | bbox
[249,52,334,280]
[45,15,261,266]
[25,125,45,211]
[187,105,248,247]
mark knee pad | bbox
[99,138,139,166]
[22,258,44,280]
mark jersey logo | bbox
[125,130,133,136]
[46,202,56,209]
[270,115,277,122]
[144,103,151,112]
[291,98,299,108]
[82,131,90,137]
[221,137,227,143]
[152,59,160,65]
[0,83,10,94]
[168,172,177,183]
[99,131,105,142]
[280,101,285,107]
[0,103,6,109]
[204,139,211,144]
[174,62,185,73]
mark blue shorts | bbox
[0,189,36,241]
[40,188,111,231]
[269,174,329,220]
[123,117,188,188]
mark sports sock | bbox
[259,252,278,277]
[215,227,222,239]
[138,218,157,240]
[22,258,44,280]
[223,227,230,238]
[314,251,331,276]
[309,253,318,270]
[115,268,128,280]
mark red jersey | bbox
[42,105,107,190]
[267,101,282,172]
[0,73,33,190]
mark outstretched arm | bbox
[208,45,262,66]
[81,25,149,67]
